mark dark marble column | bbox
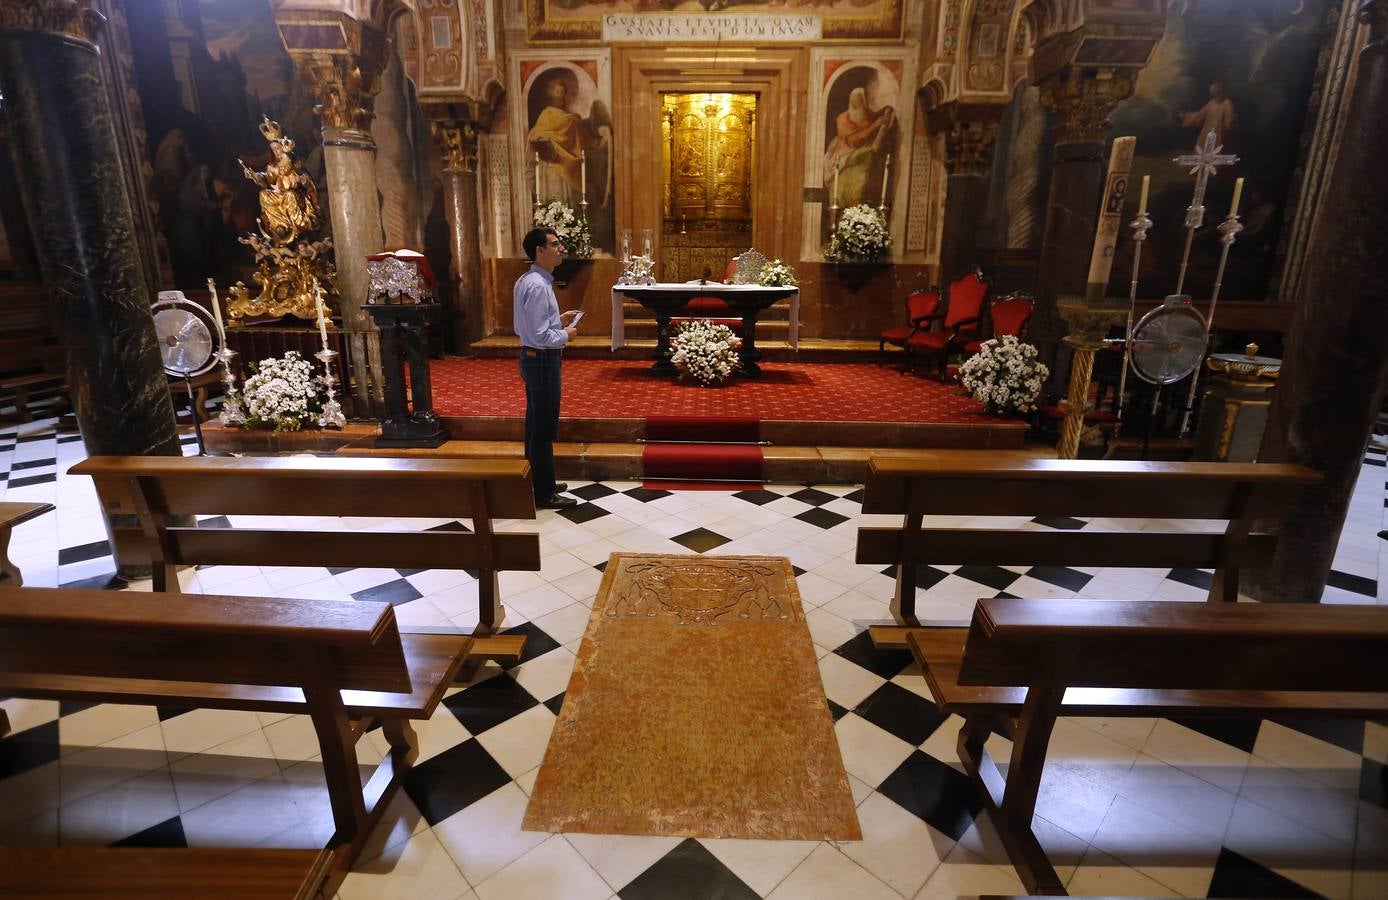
[930,102,1003,291]
[0,7,181,466]
[1246,0,1388,603]
[428,112,485,353]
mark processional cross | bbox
[1172,130,1238,295]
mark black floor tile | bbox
[327,566,356,575]
[732,489,778,505]
[831,630,914,680]
[1032,515,1086,530]
[1361,758,1387,810]
[625,487,673,503]
[854,682,948,746]
[112,815,188,848]
[792,565,806,577]
[1325,569,1376,597]
[351,577,423,606]
[827,699,850,722]
[197,515,231,529]
[1170,717,1263,754]
[842,487,865,504]
[788,487,836,507]
[557,502,610,524]
[8,473,56,488]
[57,539,112,566]
[427,520,471,532]
[671,527,731,554]
[1363,458,1386,468]
[795,506,849,530]
[157,706,194,722]
[594,560,608,572]
[0,720,60,779]
[59,700,98,717]
[500,621,562,668]
[619,838,760,900]
[58,572,122,590]
[544,693,565,716]
[395,568,426,576]
[1168,567,1215,590]
[12,457,55,470]
[877,564,950,592]
[1025,565,1092,592]
[1205,846,1321,898]
[571,483,617,501]
[877,749,982,840]
[952,564,1020,591]
[443,672,540,734]
[402,739,513,825]
[1270,719,1364,755]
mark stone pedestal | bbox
[0,2,182,575]
[365,303,449,449]
[1056,300,1125,459]
[1194,348,1281,462]
[429,112,485,353]
[1246,0,1388,603]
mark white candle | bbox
[880,155,891,207]
[314,282,329,345]
[1138,174,1150,213]
[832,168,839,207]
[207,278,222,334]
[580,150,586,195]
[1230,177,1244,217]
[534,151,541,201]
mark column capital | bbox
[1363,0,1388,40]
[927,101,1005,177]
[421,98,485,174]
[0,0,104,46]
[1058,298,1124,350]
[275,10,387,135]
[1031,23,1162,145]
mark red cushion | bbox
[683,297,735,316]
[880,326,914,343]
[906,332,948,350]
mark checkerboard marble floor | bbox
[1,416,1385,899]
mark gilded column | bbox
[1246,0,1388,603]
[0,2,181,463]
[929,102,1003,290]
[1056,300,1124,459]
[427,107,485,352]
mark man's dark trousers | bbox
[519,351,561,501]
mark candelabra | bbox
[215,345,246,426]
[315,347,346,428]
[1177,207,1244,436]
[1115,203,1154,421]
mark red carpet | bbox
[429,358,988,423]
[645,416,760,443]
[642,443,763,489]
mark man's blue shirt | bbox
[513,264,569,349]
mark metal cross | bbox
[1173,129,1239,230]
[1171,129,1239,295]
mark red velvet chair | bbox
[962,292,1034,359]
[906,267,989,379]
[879,289,942,364]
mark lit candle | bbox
[880,154,891,207]
[1229,177,1244,217]
[832,167,839,207]
[1138,174,1150,213]
[533,151,541,202]
[580,150,586,196]
[314,282,329,345]
[1085,136,1137,298]
[207,277,222,335]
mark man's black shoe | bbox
[539,494,578,509]
[554,483,569,493]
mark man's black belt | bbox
[521,347,561,358]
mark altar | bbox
[610,283,800,378]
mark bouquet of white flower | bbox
[757,258,798,287]
[958,334,1048,415]
[241,350,326,431]
[670,319,742,386]
[533,200,594,259]
[825,204,891,262]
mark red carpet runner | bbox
[642,416,764,490]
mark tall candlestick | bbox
[832,167,840,208]
[880,155,891,207]
[1085,136,1137,301]
[534,151,541,203]
[314,282,329,345]
[1229,177,1244,217]
[206,277,222,337]
[1138,174,1150,213]
[580,150,586,196]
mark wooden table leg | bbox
[0,523,22,586]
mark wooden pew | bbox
[0,585,476,896]
[0,847,330,899]
[69,455,540,634]
[890,598,1388,896]
[0,501,54,586]
[856,454,1319,623]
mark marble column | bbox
[929,102,1003,291]
[1246,0,1388,603]
[428,112,485,353]
[1031,63,1137,394]
[0,2,181,461]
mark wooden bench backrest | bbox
[858,454,1319,603]
[69,455,540,571]
[0,586,412,693]
[957,597,1388,693]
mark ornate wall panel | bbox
[524,0,903,43]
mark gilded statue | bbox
[227,117,336,321]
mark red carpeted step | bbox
[645,416,760,443]
[642,442,763,491]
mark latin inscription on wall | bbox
[601,13,822,42]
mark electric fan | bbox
[151,293,222,454]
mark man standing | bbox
[515,226,580,509]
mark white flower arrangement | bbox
[757,258,798,287]
[958,334,1048,415]
[240,350,326,431]
[533,200,594,260]
[670,319,742,386]
[825,204,891,262]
